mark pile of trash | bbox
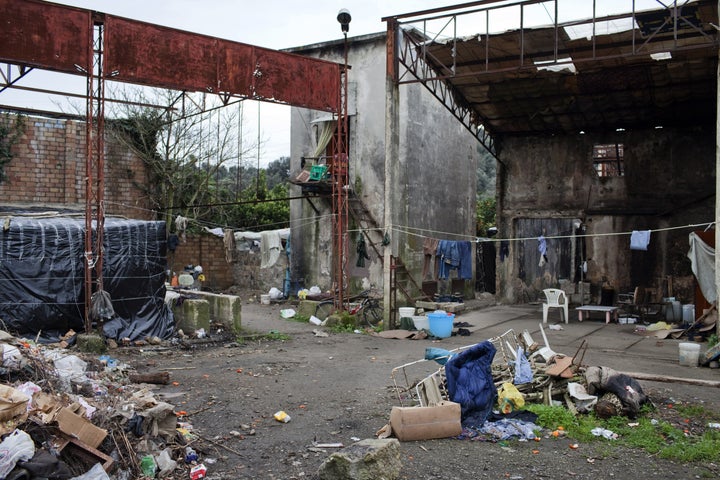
[0,330,209,479]
[389,325,650,442]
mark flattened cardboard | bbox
[55,407,107,449]
[389,401,461,441]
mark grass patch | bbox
[236,330,291,342]
[526,403,720,463]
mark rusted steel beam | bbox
[0,0,341,113]
[103,15,340,112]
[0,0,91,74]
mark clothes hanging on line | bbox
[538,235,548,267]
[422,237,440,280]
[437,240,472,280]
[630,230,651,250]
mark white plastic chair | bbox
[543,288,569,324]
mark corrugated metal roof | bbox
[404,0,718,135]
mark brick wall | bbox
[1,113,152,219]
[169,233,235,292]
[169,233,289,294]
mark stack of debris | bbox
[387,325,650,442]
[0,329,207,479]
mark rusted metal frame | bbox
[398,45,496,155]
[0,74,177,111]
[396,28,497,155]
[399,33,716,86]
[0,63,32,94]
[332,37,350,310]
[397,0,716,72]
[84,15,106,333]
[634,1,714,54]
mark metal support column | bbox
[332,24,350,311]
[84,14,106,333]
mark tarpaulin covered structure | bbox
[0,216,173,341]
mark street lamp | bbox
[333,8,351,311]
[337,8,351,34]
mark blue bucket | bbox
[427,311,455,338]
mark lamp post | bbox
[333,9,351,311]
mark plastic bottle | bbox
[185,446,199,464]
[139,455,157,477]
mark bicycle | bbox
[314,289,384,328]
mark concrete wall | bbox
[289,34,479,297]
[496,125,714,304]
[1,113,152,219]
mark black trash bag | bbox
[17,450,72,479]
[584,365,649,418]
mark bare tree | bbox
[105,87,261,228]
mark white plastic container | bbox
[682,304,695,324]
[679,342,701,367]
[398,307,416,318]
[260,294,271,305]
[412,316,429,331]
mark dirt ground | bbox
[112,300,720,479]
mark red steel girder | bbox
[0,0,91,73]
[0,0,341,113]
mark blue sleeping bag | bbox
[445,341,497,427]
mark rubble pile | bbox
[0,330,206,480]
[390,327,651,442]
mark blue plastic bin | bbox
[428,311,455,338]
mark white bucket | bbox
[412,316,429,331]
[398,307,415,318]
[260,294,271,305]
[679,342,701,367]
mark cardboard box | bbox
[55,407,107,449]
[389,401,462,441]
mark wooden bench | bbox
[576,305,619,324]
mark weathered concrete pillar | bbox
[384,20,400,329]
[317,438,401,480]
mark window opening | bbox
[593,143,624,177]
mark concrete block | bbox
[318,438,401,480]
[172,290,241,333]
[173,298,210,333]
[298,300,322,318]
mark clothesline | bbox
[347,221,716,245]
[348,222,715,243]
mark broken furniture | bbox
[542,288,569,324]
[576,305,619,324]
[617,286,664,323]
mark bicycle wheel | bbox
[363,300,384,328]
[314,301,336,322]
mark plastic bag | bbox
[498,382,525,414]
[268,287,282,300]
[0,429,35,478]
[156,447,178,476]
[70,462,111,480]
[513,347,533,384]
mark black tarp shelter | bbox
[0,216,174,341]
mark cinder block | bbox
[173,298,210,333]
